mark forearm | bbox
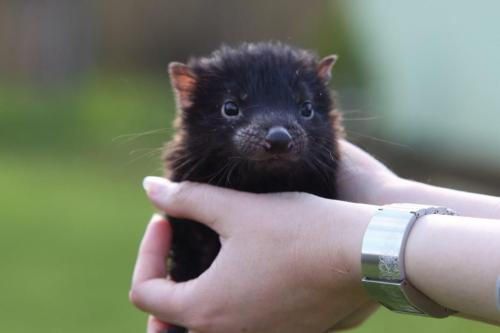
[338,142,500,323]
[405,213,500,323]
[380,179,500,219]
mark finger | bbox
[148,315,169,333]
[337,140,367,175]
[130,216,193,326]
[142,176,249,234]
[338,139,368,157]
[132,214,171,285]
[338,140,393,175]
[131,278,195,327]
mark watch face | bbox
[361,205,458,318]
[361,208,415,281]
[378,255,401,280]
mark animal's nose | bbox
[264,126,292,153]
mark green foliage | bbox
[0,74,176,155]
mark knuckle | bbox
[170,181,197,209]
[189,306,219,332]
[128,287,144,309]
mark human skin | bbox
[130,141,500,332]
[336,141,500,219]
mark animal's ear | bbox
[317,55,338,84]
[168,62,197,110]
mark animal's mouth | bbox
[268,153,295,161]
[249,152,301,171]
[249,150,298,161]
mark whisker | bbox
[180,155,210,181]
[224,160,240,186]
[205,161,231,184]
[339,109,366,115]
[342,115,381,122]
[129,147,163,155]
[125,149,163,166]
[113,128,173,143]
[346,130,414,150]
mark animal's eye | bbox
[300,101,314,119]
[221,101,240,118]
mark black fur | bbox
[163,42,341,333]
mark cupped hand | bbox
[336,140,400,204]
[130,178,377,333]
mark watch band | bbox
[361,204,458,317]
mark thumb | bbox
[142,177,246,235]
[130,214,195,326]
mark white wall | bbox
[340,0,500,164]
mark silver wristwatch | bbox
[361,203,458,317]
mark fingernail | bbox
[150,213,165,224]
[143,176,170,200]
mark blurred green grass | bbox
[0,76,497,332]
[0,153,150,332]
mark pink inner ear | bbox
[169,65,197,109]
[174,78,195,109]
[174,75,196,93]
[317,55,337,83]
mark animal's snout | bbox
[264,126,292,154]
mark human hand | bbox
[130,178,378,332]
[336,140,400,204]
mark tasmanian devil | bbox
[162,42,342,333]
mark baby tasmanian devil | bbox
[163,42,342,333]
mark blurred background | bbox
[1,1,499,332]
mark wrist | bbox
[360,204,458,317]
[330,202,379,288]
